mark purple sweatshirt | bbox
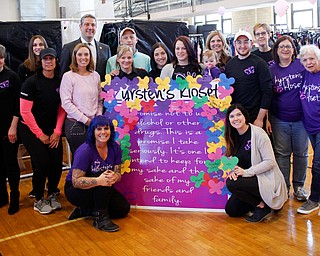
[269,59,304,122]
[300,69,320,134]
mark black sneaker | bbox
[245,206,271,223]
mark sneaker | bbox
[48,194,62,211]
[34,198,53,214]
[246,206,271,223]
[297,199,319,214]
[294,187,308,202]
[29,190,35,198]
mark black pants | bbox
[64,181,130,219]
[19,123,63,200]
[64,119,88,158]
[0,136,20,202]
[225,176,262,217]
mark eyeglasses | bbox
[255,31,267,37]
[278,45,293,50]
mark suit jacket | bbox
[60,38,111,82]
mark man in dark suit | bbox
[60,14,111,82]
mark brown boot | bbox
[93,210,119,232]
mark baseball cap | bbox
[40,48,57,59]
[234,31,253,41]
[119,27,136,38]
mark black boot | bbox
[93,210,119,232]
[8,191,20,215]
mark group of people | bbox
[224,23,320,222]
[1,14,320,231]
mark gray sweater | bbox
[243,124,288,209]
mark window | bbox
[291,1,314,29]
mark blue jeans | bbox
[307,132,320,203]
[270,115,309,191]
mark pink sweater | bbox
[60,71,102,124]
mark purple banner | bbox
[101,74,235,210]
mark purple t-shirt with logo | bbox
[65,142,122,181]
[269,59,304,122]
[300,70,320,134]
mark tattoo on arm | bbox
[72,169,97,189]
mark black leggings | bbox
[225,176,262,217]
[64,181,130,219]
[19,123,63,200]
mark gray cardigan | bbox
[243,124,288,209]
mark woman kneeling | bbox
[224,104,287,222]
[64,115,130,232]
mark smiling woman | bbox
[60,43,103,158]
[110,45,148,80]
[160,36,202,80]
[64,115,130,232]
[19,48,66,215]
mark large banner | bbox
[101,74,236,211]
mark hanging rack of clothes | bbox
[189,34,204,62]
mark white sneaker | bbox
[34,198,53,214]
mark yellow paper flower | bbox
[126,98,142,112]
[209,120,225,132]
[186,75,201,89]
[121,160,131,174]
[138,76,150,89]
[100,74,112,88]
[155,77,170,90]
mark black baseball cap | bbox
[40,48,57,59]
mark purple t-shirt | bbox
[203,67,221,79]
[65,142,122,181]
[300,70,320,134]
[269,59,304,122]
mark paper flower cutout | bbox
[116,125,130,139]
[221,156,239,171]
[218,85,234,99]
[155,77,170,90]
[218,73,235,89]
[196,75,213,89]
[121,159,131,174]
[176,77,189,90]
[138,76,150,89]
[104,100,117,113]
[192,96,208,109]
[190,171,205,188]
[126,98,142,112]
[208,179,225,194]
[208,147,223,160]
[201,104,218,120]
[169,100,194,114]
[206,129,222,143]
[186,75,201,89]
[101,74,112,88]
[141,100,155,113]
[205,159,221,173]
[156,99,171,112]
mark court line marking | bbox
[0,218,85,243]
